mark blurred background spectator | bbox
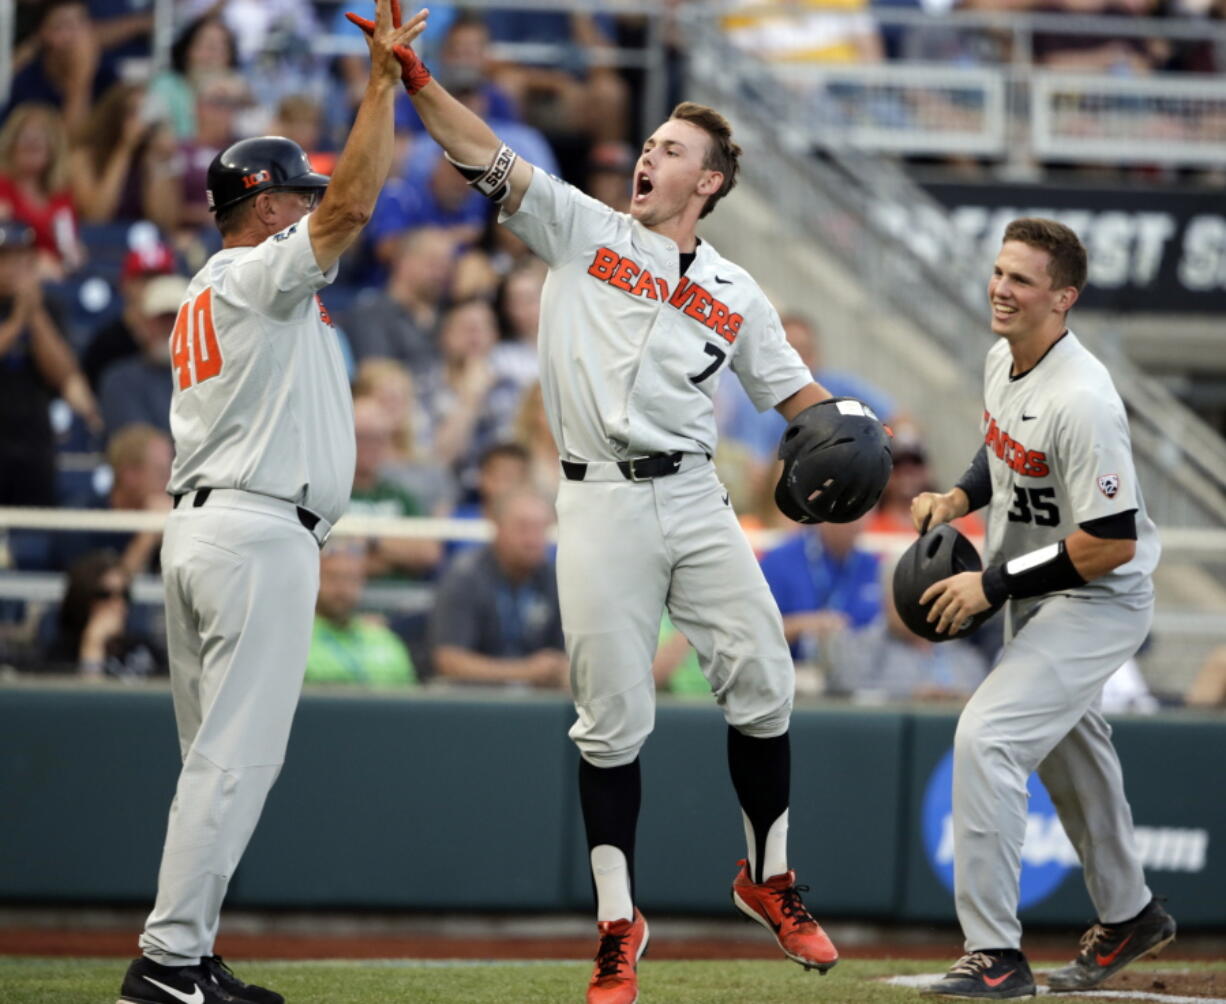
[97,274,184,439]
[417,296,522,497]
[0,222,99,510]
[352,359,456,515]
[342,226,452,370]
[146,14,239,141]
[491,258,546,391]
[819,560,989,702]
[429,489,567,689]
[348,396,443,581]
[80,242,178,390]
[1187,645,1226,708]
[68,82,178,227]
[717,311,897,470]
[44,549,166,678]
[0,103,84,279]
[304,542,417,688]
[584,139,635,213]
[5,1,120,134]
[760,516,884,662]
[511,381,561,498]
[53,422,173,576]
[867,425,986,539]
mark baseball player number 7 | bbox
[171,287,223,390]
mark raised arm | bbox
[309,0,429,272]
[346,3,534,215]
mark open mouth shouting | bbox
[634,171,654,204]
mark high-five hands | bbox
[346,0,433,94]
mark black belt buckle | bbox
[620,452,683,482]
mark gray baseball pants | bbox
[953,592,1153,951]
[140,494,320,965]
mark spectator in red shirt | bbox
[0,102,83,279]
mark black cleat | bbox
[1047,898,1177,992]
[202,956,284,1004]
[922,950,1037,999]
[118,955,243,1004]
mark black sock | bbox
[727,727,790,883]
[578,756,641,905]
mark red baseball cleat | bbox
[587,908,649,1004]
[731,858,838,973]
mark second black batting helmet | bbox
[775,397,892,524]
[892,523,998,642]
[206,136,330,214]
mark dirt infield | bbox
[1045,968,1223,1000]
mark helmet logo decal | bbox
[243,170,272,189]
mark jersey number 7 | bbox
[171,287,224,390]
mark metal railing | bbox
[682,9,1226,530]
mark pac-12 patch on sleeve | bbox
[1097,474,1120,498]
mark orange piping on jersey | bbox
[984,413,1049,478]
[315,294,334,327]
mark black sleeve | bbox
[954,445,992,513]
[1080,509,1137,540]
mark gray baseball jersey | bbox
[167,213,355,524]
[980,330,1159,611]
[501,169,812,462]
[500,167,810,767]
[950,329,1156,953]
[140,214,353,967]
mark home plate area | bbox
[887,971,1226,1002]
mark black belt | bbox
[561,452,685,482]
[172,487,320,533]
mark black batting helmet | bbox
[892,523,997,642]
[775,397,892,524]
[206,136,329,214]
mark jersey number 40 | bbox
[171,287,223,390]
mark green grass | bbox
[2,956,1222,1004]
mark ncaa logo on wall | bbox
[921,749,1078,907]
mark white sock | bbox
[591,844,633,923]
[763,809,789,879]
[743,809,790,881]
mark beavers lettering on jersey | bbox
[586,246,744,345]
[984,410,1050,477]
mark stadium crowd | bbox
[0,1,1219,707]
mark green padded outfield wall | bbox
[1,686,1223,927]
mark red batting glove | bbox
[345,2,432,95]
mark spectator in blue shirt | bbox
[717,310,897,463]
[5,1,119,133]
[759,516,883,661]
[97,274,184,439]
[368,78,559,264]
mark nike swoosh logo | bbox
[982,970,1015,988]
[713,274,733,285]
[721,493,729,505]
[1096,933,1133,967]
[143,975,205,1004]
[1021,414,1038,421]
